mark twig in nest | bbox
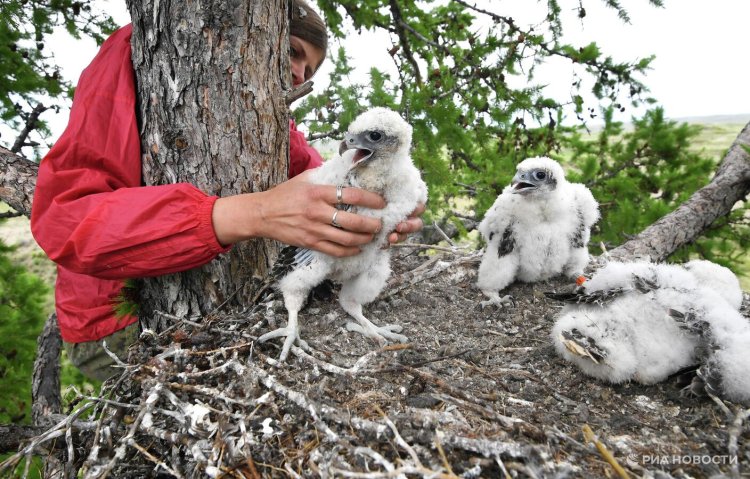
[281,345,384,376]
[383,251,481,299]
[728,408,750,479]
[0,402,96,475]
[101,339,129,370]
[248,362,340,442]
[707,390,733,418]
[495,455,512,479]
[353,447,397,474]
[373,404,423,469]
[130,440,185,478]
[433,430,458,478]
[379,347,471,370]
[389,242,469,253]
[431,221,456,246]
[92,383,165,478]
[582,424,630,479]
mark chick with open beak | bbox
[511,166,558,195]
[476,156,600,308]
[339,129,391,170]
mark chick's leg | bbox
[477,247,518,308]
[257,261,328,361]
[339,255,407,345]
[564,247,590,279]
[257,300,309,362]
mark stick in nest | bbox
[582,424,630,479]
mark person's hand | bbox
[387,202,426,245]
[211,170,386,257]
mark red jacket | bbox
[31,25,323,343]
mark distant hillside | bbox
[584,114,750,139]
[669,113,750,125]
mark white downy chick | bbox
[257,107,428,361]
[548,260,750,404]
[477,156,599,307]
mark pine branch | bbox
[11,103,49,154]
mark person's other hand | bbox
[387,202,426,245]
[212,170,386,257]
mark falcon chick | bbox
[548,260,750,404]
[257,107,428,361]
[477,157,599,307]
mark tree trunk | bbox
[0,146,37,217]
[610,121,750,262]
[32,315,64,477]
[127,0,290,329]
[32,313,62,427]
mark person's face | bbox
[290,35,324,87]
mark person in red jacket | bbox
[31,1,423,381]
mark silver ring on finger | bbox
[336,184,345,206]
[331,210,342,228]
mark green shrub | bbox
[0,240,48,424]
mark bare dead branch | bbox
[610,121,750,261]
[285,81,314,105]
[12,103,49,154]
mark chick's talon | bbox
[480,294,515,309]
[258,325,311,362]
[345,321,407,345]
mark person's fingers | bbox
[311,240,362,258]
[307,205,381,234]
[409,202,427,218]
[386,216,424,245]
[318,220,378,247]
[397,217,424,234]
[331,210,382,235]
[320,184,385,210]
[387,231,411,244]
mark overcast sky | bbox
[22,0,750,148]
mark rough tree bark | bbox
[126,0,290,329]
[0,146,37,217]
[32,314,62,428]
[31,314,63,476]
[609,121,750,262]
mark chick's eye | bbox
[534,171,547,180]
[368,131,382,141]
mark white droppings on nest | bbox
[634,395,658,410]
[609,435,634,455]
[323,311,339,324]
[447,265,471,283]
[184,403,216,437]
[260,417,279,440]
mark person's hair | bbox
[289,0,328,67]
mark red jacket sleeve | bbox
[30,25,229,280]
[289,119,323,177]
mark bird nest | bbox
[6,248,750,478]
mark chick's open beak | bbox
[341,134,374,167]
[511,171,539,194]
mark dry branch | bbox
[610,120,750,261]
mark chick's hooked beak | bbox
[339,133,374,169]
[511,168,549,194]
